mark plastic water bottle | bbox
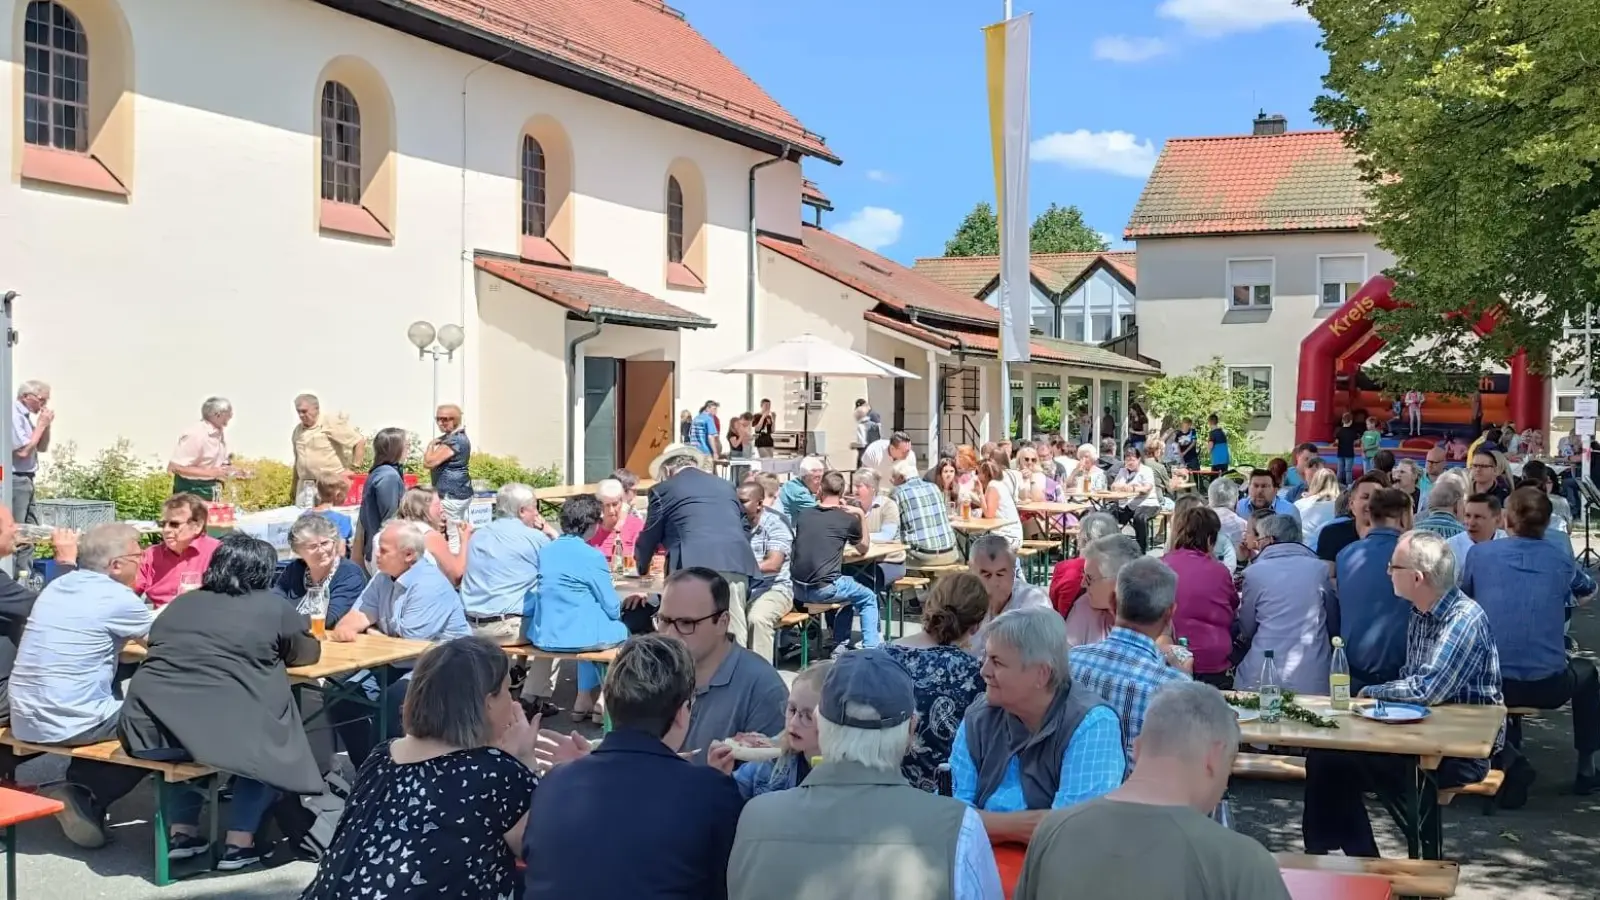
[1170,637,1193,671]
[1329,636,1351,711]
[611,534,625,576]
[1258,650,1283,724]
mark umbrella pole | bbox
[803,370,812,455]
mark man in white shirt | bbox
[859,431,918,494]
[15,524,153,848]
[1448,492,1505,568]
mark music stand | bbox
[1578,477,1600,566]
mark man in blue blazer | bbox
[635,447,758,634]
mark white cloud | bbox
[864,169,893,183]
[1030,130,1158,178]
[1157,0,1310,37]
[832,207,904,251]
[1092,35,1170,63]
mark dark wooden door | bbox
[620,361,676,476]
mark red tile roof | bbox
[1125,130,1369,238]
[863,311,954,349]
[912,251,1138,297]
[475,254,712,327]
[952,332,1158,376]
[760,224,999,324]
[801,179,832,208]
[406,0,834,161]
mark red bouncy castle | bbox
[1294,275,1549,445]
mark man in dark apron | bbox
[168,397,239,500]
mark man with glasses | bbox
[421,404,473,546]
[653,567,786,757]
[13,524,151,849]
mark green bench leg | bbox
[154,778,171,887]
[6,824,15,900]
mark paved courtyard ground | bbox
[11,543,1600,898]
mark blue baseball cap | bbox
[820,649,916,730]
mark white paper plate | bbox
[1231,706,1261,722]
[1354,703,1430,724]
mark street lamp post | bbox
[407,321,465,432]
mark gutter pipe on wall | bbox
[565,316,605,485]
[746,144,791,409]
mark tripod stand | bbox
[1578,475,1600,567]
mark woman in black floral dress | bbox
[301,637,540,900]
[883,572,990,792]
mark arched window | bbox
[320,80,362,205]
[22,1,90,152]
[666,176,685,264]
[521,136,547,239]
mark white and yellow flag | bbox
[985,12,1031,363]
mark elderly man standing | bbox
[635,449,758,646]
[11,380,53,528]
[291,393,365,490]
[330,520,470,765]
[421,404,473,538]
[1236,514,1335,696]
[729,649,1004,900]
[1016,683,1291,900]
[736,481,793,664]
[890,459,960,568]
[1070,557,1190,763]
[1303,530,1503,857]
[168,397,241,499]
[779,457,824,524]
[952,607,1124,845]
[966,534,1051,659]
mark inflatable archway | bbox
[1294,275,1548,444]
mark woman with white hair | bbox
[274,513,367,624]
[1048,512,1122,619]
[1063,444,1107,495]
[1207,477,1247,559]
[950,607,1124,842]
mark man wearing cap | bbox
[728,649,1004,900]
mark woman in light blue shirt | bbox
[524,494,627,723]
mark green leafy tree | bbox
[1302,0,1600,391]
[1139,358,1265,462]
[944,202,1000,256]
[1030,203,1108,253]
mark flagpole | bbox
[999,0,1012,443]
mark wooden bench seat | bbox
[1020,539,1059,551]
[0,727,213,783]
[1274,853,1460,898]
[804,602,846,615]
[1437,769,1504,806]
[905,564,967,577]
[1231,753,1306,781]
[777,611,811,628]
[1506,706,1547,717]
[890,576,931,591]
[501,646,618,665]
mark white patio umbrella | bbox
[701,333,919,441]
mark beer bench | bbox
[0,727,219,886]
[1275,853,1460,898]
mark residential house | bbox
[1125,115,1396,450]
[2,0,840,482]
[763,200,1159,457]
[915,249,1141,441]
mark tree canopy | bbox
[1141,358,1266,461]
[942,202,1109,257]
[1304,0,1600,391]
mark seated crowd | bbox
[0,433,1581,899]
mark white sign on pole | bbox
[1576,399,1599,419]
[1579,418,1597,437]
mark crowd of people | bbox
[1,376,1595,897]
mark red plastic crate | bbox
[344,472,420,506]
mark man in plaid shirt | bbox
[1303,529,1503,856]
[889,461,960,568]
[1070,556,1191,765]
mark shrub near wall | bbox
[39,437,560,516]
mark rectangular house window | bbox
[1226,365,1273,417]
[1227,259,1273,309]
[1319,255,1366,307]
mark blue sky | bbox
[677,0,1330,263]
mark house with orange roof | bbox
[752,193,1159,457]
[4,0,860,482]
[1125,113,1395,449]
